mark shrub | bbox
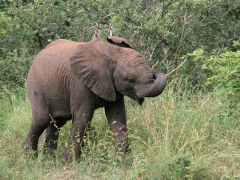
[203,50,240,97]
[187,42,240,105]
[0,49,32,91]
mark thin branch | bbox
[92,13,115,38]
[149,38,164,61]
[49,114,60,132]
[97,13,114,25]
[36,32,43,49]
[166,58,188,76]
[5,0,12,5]
[181,14,208,42]
[216,43,225,56]
[109,23,113,36]
[151,52,171,69]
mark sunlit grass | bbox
[0,83,239,179]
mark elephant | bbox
[22,36,167,161]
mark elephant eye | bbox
[148,79,154,84]
[128,78,136,84]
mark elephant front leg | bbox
[105,96,129,153]
[109,120,129,153]
[64,109,93,161]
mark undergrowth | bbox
[0,81,239,179]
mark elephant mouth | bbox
[120,90,144,105]
[135,97,144,105]
[119,89,143,105]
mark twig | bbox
[98,13,114,25]
[92,13,115,38]
[36,32,43,49]
[151,52,171,69]
[49,114,60,132]
[166,58,188,76]
[109,23,113,36]
[216,43,225,56]
[149,38,163,61]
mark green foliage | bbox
[203,49,240,97]
[0,49,32,90]
[0,0,240,89]
[5,1,71,52]
[187,43,240,104]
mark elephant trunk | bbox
[145,72,167,97]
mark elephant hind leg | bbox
[22,104,51,156]
[43,119,67,157]
[22,119,50,157]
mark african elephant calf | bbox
[23,36,167,160]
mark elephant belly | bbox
[49,96,72,120]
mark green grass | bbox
[0,83,239,179]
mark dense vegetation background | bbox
[0,0,239,179]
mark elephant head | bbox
[70,36,166,104]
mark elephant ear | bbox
[70,40,116,101]
[107,36,135,49]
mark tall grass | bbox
[0,81,239,179]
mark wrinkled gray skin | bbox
[23,36,167,161]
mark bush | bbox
[1,0,240,90]
[0,49,32,91]
[203,50,240,97]
[186,42,240,105]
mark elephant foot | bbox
[115,141,130,154]
[63,146,82,163]
[22,142,38,159]
[63,153,76,163]
[43,148,57,159]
